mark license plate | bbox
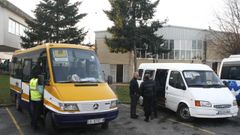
[87,118,105,124]
[217,109,230,115]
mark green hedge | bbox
[0,75,11,104]
[115,85,130,104]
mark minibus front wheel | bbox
[177,104,193,121]
[45,112,58,135]
[15,94,22,112]
[101,122,109,129]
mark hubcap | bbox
[180,107,190,119]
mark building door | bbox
[116,64,123,83]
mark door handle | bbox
[166,86,168,90]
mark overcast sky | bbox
[8,0,225,44]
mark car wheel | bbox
[177,104,193,121]
[101,122,109,129]
[45,112,58,135]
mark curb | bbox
[0,103,15,107]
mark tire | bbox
[15,95,22,112]
[45,112,58,135]
[177,104,193,121]
[101,122,109,129]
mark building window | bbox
[8,19,16,34]
[8,18,27,36]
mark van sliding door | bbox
[155,69,168,107]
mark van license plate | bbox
[87,118,105,124]
[217,109,230,115]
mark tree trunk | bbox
[133,41,137,72]
[132,0,137,72]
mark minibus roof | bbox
[138,63,212,71]
[14,43,94,55]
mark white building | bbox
[0,0,32,60]
[95,25,221,83]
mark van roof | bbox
[222,55,240,63]
[138,63,212,71]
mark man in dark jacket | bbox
[140,74,155,122]
[129,72,140,119]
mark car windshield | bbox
[50,48,104,83]
[183,70,225,88]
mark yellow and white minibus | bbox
[9,43,118,133]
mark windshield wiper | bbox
[57,80,73,83]
[209,84,226,88]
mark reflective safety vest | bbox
[30,78,42,101]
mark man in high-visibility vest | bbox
[30,72,43,130]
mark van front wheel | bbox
[177,104,193,121]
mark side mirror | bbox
[38,74,50,86]
[177,83,186,90]
[222,81,229,87]
[38,74,45,85]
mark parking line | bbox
[121,104,216,135]
[168,118,216,135]
[5,107,24,135]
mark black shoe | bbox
[144,118,149,122]
[131,115,138,119]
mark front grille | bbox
[214,104,231,109]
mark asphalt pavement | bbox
[1,104,240,135]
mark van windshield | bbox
[50,48,104,83]
[183,70,225,88]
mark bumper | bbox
[190,106,239,118]
[53,109,118,127]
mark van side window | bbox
[138,69,143,80]
[169,71,185,89]
[144,70,155,80]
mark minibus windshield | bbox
[183,70,225,88]
[50,48,104,83]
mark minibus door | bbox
[166,71,186,111]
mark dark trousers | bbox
[152,99,158,117]
[30,100,42,128]
[143,96,153,120]
[130,95,138,117]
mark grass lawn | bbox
[115,85,130,104]
[0,74,11,104]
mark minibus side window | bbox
[169,71,185,90]
[143,70,155,80]
[13,57,23,79]
[22,59,32,82]
[138,69,143,80]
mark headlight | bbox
[195,100,212,107]
[233,100,238,106]
[59,103,79,111]
[110,100,118,109]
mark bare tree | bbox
[210,0,240,57]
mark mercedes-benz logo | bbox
[93,103,99,110]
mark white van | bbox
[138,63,238,121]
[219,55,240,105]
